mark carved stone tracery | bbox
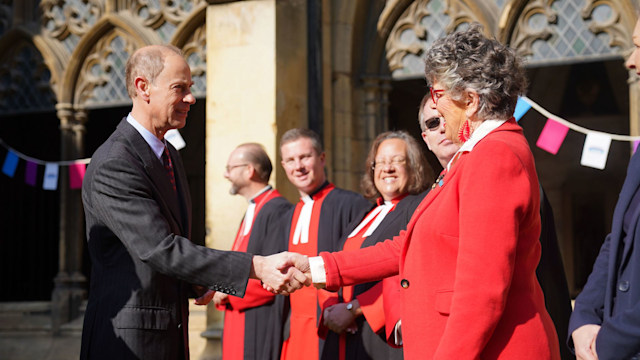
[130,0,206,29]
[41,0,104,41]
[510,0,624,63]
[181,23,206,96]
[0,42,57,112]
[74,30,136,106]
[384,0,492,78]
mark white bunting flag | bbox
[43,163,59,190]
[580,132,612,170]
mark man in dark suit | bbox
[80,44,306,360]
[569,18,640,360]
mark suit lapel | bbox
[118,120,185,235]
[168,143,191,238]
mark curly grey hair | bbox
[423,23,527,120]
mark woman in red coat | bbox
[318,131,429,360]
[284,24,561,359]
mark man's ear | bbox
[464,90,480,118]
[246,164,257,180]
[135,76,150,102]
[422,132,433,151]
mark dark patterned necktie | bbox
[162,146,177,192]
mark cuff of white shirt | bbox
[308,256,327,285]
[393,320,403,346]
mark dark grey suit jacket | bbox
[80,119,253,360]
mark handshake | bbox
[251,251,315,295]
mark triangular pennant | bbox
[69,163,86,189]
[2,150,19,177]
[43,163,59,190]
[514,97,532,122]
[536,118,569,155]
[580,132,612,170]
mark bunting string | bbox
[521,96,640,142]
[0,138,91,165]
[0,128,186,190]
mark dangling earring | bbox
[458,118,471,143]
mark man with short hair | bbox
[197,143,292,360]
[278,128,372,360]
[80,45,305,360]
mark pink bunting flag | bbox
[634,140,640,154]
[25,160,37,186]
[536,118,569,155]
[68,163,86,189]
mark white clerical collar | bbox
[447,119,507,171]
[249,185,272,204]
[347,201,395,239]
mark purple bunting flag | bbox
[25,160,37,186]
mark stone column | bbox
[201,1,307,358]
[51,103,87,334]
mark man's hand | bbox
[572,324,601,360]
[324,302,358,334]
[194,289,215,305]
[251,252,311,294]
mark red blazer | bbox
[321,120,560,360]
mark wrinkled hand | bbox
[252,252,311,295]
[572,324,600,360]
[324,303,358,334]
[213,292,229,307]
[194,289,215,305]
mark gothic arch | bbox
[170,2,206,49]
[0,26,67,102]
[60,13,161,106]
[374,0,498,78]
[501,0,637,61]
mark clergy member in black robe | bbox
[277,128,372,360]
[197,143,293,360]
[320,192,426,360]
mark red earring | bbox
[458,119,471,142]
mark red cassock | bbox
[320,120,561,360]
[280,183,372,360]
[218,188,291,360]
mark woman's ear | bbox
[464,90,480,118]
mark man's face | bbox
[626,20,640,77]
[148,53,196,133]
[280,137,326,196]
[422,97,460,167]
[224,148,250,196]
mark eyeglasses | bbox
[430,87,445,106]
[371,157,406,170]
[225,163,248,172]
[424,116,442,132]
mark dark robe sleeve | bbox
[239,196,292,360]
